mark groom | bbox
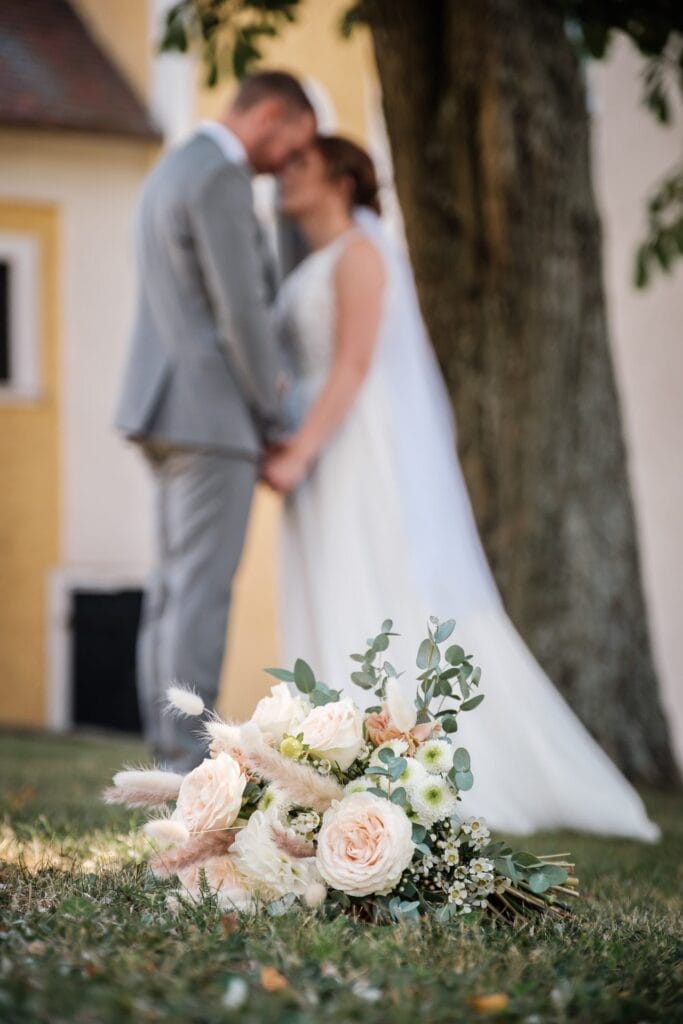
[116,71,316,771]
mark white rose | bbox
[176,753,246,833]
[299,699,364,770]
[250,683,311,745]
[231,809,321,898]
[316,792,415,897]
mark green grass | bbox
[0,730,681,1024]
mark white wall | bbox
[0,131,157,574]
[590,39,683,766]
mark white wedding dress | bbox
[275,209,659,840]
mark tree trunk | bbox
[365,0,677,782]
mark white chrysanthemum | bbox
[257,786,289,816]
[409,777,459,826]
[414,738,453,774]
[368,739,409,768]
[398,757,431,793]
[344,776,376,795]
[231,809,321,898]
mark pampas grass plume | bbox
[103,768,184,807]
[166,685,205,717]
[303,881,327,908]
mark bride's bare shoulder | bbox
[335,233,385,294]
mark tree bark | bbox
[365,0,677,782]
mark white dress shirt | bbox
[198,120,248,167]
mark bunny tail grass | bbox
[149,829,236,877]
[103,768,184,807]
[143,817,190,848]
[166,685,205,718]
[242,746,344,812]
[270,822,314,859]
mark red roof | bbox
[0,0,161,140]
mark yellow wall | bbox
[71,0,151,100]
[0,204,60,725]
[217,1,375,719]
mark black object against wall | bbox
[72,589,143,734]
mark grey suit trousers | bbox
[137,445,257,771]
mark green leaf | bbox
[417,638,440,670]
[445,644,465,666]
[390,787,407,806]
[310,682,341,706]
[451,747,471,772]
[527,871,552,894]
[378,747,395,764]
[293,658,316,694]
[539,864,569,886]
[512,851,542,868]
[441,715,458,733]
[411,823,427,843]
[350,653,365,663]
[351,671,374,690]
[383,661,397,677]
[389,758,408,781]
[454,770,474,791]
[373,633,389,653]
[471,666,482,686]
[461,694,485,712]
[366,787,388,800]
[264,667,294,682]
[434,619,456,643]
[381,619,393,633]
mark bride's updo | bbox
[313,135,381,215]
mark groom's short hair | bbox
[233,71,314,117]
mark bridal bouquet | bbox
[105,618,578,924]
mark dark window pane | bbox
[0,261,9,383]
[72,590,143,734]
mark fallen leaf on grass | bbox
[467,993,510,1013]
[260,965,289,992]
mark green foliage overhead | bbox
[160,0,683,285]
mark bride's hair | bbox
[313,135,381,215]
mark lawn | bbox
[0,730,681,1023]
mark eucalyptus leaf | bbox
[539,864,569,886]
[293,658,316,694]
[378,747,395,764]
[411,823,427,843]
[417,639,440,670]
[445,644,465,666]
[452,747,471,772]
[390,787,407,806]
[381,619,393,632]
[461,694,485,711]
[373,633,390,652]
[441,715,458,733]
[367,787,389,800]
[264,667,294,682]
[528,871,552,894]
[434,619,456,643]
[454,769,474,791]
[351,671,374,690]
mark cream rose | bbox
[315,792,415,897]
[299,699,364,770]
[250,683,311,745]
[176,753,246,833]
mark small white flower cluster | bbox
[289,810,321,837]
[459,816,491,851]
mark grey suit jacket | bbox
[115,133,283,456]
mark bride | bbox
[262,135,659,841]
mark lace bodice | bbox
[276,232,355,390]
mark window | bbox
[0,233,41,400]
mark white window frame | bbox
[47,567,146,731]
[0,232,42,402]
